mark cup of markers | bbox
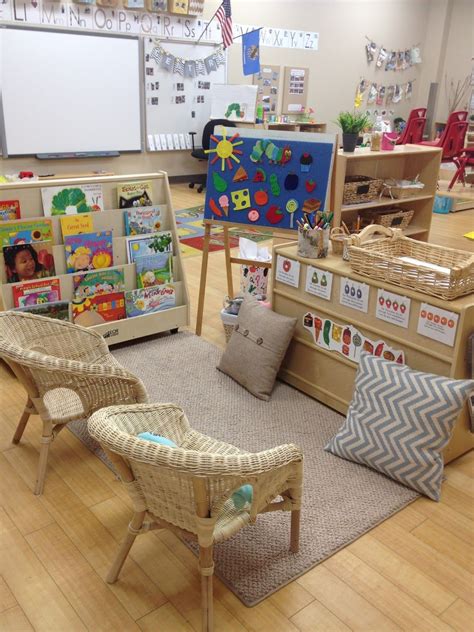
[297,211,333,259]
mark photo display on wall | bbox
[203,128,336,230]
[253,65,280,115]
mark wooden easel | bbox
[195,219,293,335]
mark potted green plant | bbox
[336,111,371,152]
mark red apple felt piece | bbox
[266,205,284,224]
[254,189,269,206]
[305,179,316,193]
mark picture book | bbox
[14,300,70,322]
[72,268,125,300]
[125,284,175,317]
[12,278,61,308]
[125,231,173,263]
[0,219,53,247]
[64,230,113,273]
[60,214,94,238]
[124,206,163,235]
[0,200,21,221]
[135,252,173,288]
[41,184,104,216]
[72,292,126,327]
[117,181,153,209]
[3,241,56,284]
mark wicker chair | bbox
[0,311,147,495]
[88,402,303,632]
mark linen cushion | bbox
[218,297,296,400]
[325,352,474,501]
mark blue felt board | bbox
[203,133,334,230]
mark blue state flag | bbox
[242,29,260,76]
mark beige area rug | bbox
[70,331,418,606]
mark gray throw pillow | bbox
[325,352,474,501]
[218,298,297,400]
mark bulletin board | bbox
[282,66,310,114]
[203,127,336,230]
[253,65,281,116]
[144,38,226,151]
[210,85,258,123]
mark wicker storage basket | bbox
[381,179,425,199]
[343,175,384,205]
[348,225,474,300]
[220,309,238,343]
[361,208,415,230]
[330,226,346,255]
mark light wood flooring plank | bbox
[137,603,194,632]
[448,452,474,478]
[0,507,87,631]
[0,576,17,612]
[268,581,315,620]
[371,521,474,605]
[26,523,142,632]
[384,503,427,532]
[413,496,474,544]
[348,534,456,615]
[290,599,351,631]
[438,482,474,521]
[444,469,474,498]
[440,598,474,632]
[411,520,474,573]
[324,548,454,631]
[0,605,34,632]
[3,445,167,622]
[296,565,401,631]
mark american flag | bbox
[216,0,233,49]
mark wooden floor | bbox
[0,183,473,632]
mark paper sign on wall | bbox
[305,266,333,300]
[275,255,300,288]
[339,277,369,313]
[417,303,459,347]
[375,289,411,328]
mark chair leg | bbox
[107,511,145,584]
[290,509,301,553]
[35,421,53,496]
[199,545,214,632]
[12,398,34,445]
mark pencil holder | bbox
[297,227,329,259]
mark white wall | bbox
[0,0,467,178]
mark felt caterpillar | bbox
[250,139,292,165]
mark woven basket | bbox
[381,179,425,199]
[348,225,474,300]
[343,175,384,205]
[361,208,415,230]
[330,227,346,255]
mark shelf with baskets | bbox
[0,173,190,345]
[332,145,442,241]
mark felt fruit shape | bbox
[284,172,299,191]
[212,172,227,193]
[269,173,280,196]
[305,179,316,193]
[266,204,284,224]
[247,209,260,222]
[253,167,266,182]
[208,198,222,217]
[254,189,269,206]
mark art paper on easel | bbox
[210,84,258,123]
[203,127,336,231]
[303,312,405,365]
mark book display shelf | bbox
[331,145,442,240]
[0,172,190,345]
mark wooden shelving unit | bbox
[331,145,442,241]
[0,172,190,345]
[271,243,474,464]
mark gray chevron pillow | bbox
[325,352,473,501]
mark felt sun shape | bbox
[205,130,244,172]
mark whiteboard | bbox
[144,39,226,151]
[210,84,258,123]
[0,28,142,155]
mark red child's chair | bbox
[397,117,426,144]
[419,110,468,147]
[448,148,474,190]
[437,120,468,162]
[396,108,427,145]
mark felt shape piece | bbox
[138,432,177,447]
[218,297,297,400]
[325,353,474,501]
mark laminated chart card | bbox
[417,303,459,347]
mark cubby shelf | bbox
[0,172,190,346]
[332,145,442,241]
